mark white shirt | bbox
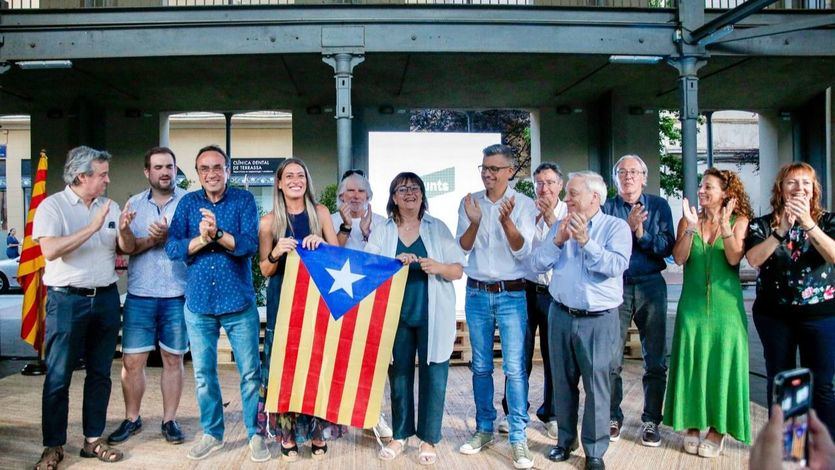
[365,214,466,364]
[455,186,537,282]
[330,210,386,251]
[525,199,567,285]
[32,185,121,288]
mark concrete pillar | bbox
[159,112,171,147]
[758,111,782,216]
[529,109,542,174]
[323,53,364,180]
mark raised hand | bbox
[682,198,699,229]
[301,234,325,250]
[360,206,373,238]
[147,216,169,244]
[536,196,557,226]
[464,193,482,225]
[498,195,516,225]
[396,252,419,265]
[719,197,737,236]
[90,200,111,232]
[199,208,218,239]
[118,200,136,232]
[338,203,352,225]
[787,195,814,229]
[626,204,648,233]
[567,212,589,246]
[553,217,571,247]
[418,257,443,275]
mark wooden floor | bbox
[0,360,764,469]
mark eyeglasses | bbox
[197,165,227,175]
[617,169,645,178]
[341,169,365,180]
[479,165,511,175]
[534,180,560,188]
[395,185,421,195]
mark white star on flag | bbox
[325,259,366,298]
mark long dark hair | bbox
[386,172,428,223]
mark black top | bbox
[602,193,675,279]
[745,212,835,317]
[396,236,429,327]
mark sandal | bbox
[35,446,64,470]
[311,441,328,460]
[80,438,124,463]
[418,441,437,466]
[280,442,299,462]
[379,438,407,461]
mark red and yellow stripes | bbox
[19,152,48,351]
[266,251,407,429]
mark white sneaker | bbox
[374,413,393,439]
[498,417,510,434]
[545,420,558,440]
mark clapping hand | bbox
[627,204,648,237]
[118,200,136,232]
[90,201,111,232]
[147,216,169,245]
[719,198,737,233]
[498,196,516,225]
[567,212,589,246]
[786,195,815,229]
[464,193,482,225]
[682,198,699,230]
[199,208,217,239]
[360,206,373,239]
[553,217,570,247]
[536,197,557,226]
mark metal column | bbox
[224,112,233,158]
[672,57,704,204]
[323,53,364,179]
[705,111,714,168]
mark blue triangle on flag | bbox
[297,244,403,320]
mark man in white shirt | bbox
[33,146,136,468]
[456,144,537,469]
[499,162,567,439]
[331,169,386,250]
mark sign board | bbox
[0,145,6,159]
[231,158,285,176]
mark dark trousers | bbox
[753,311,835,437]
[502,283,555,422]
[609,274,668,425]
[389,320,449,444]
[549,302,619,459]
[42,287,121,447]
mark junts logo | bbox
[421,167,455,198]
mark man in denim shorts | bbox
[107,147,188,446]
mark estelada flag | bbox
[265,244,407,429]
[19,151,48,351]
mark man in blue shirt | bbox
[602,155,675,447]
[108,147,188,446]
[165,145,268,462]
[532,171,631,470]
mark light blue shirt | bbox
[532,209,632,312]
[127,187,187,298]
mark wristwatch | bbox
[212,228,225,241]
[339,223,352,233]
[772,230,786,243]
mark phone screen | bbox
[776,369,812,465]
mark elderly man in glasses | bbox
[602,154,674,448]
[165,145,266,462]
[330,169,392,440]
[457,144,538,469]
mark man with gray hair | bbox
[33,146,136,468]
[532,171,631,470]
[603,154,674,447]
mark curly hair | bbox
[701,168,753,220]
[769,162,825,230]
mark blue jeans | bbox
[609,274,668,424]
[42,286,120,446]
[465,285,529,443]
[184,302,261,440]
[122,294,188,354]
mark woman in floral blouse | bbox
[745,162,835,436]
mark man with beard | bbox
[332,170,386,251]
[107,147,189,446]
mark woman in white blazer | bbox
[365,172,465,465]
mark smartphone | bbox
[774,368,813,466]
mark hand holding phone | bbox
[775,368,813,466]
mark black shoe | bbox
[640,421,662,447]
[585,457,606,470]
[548,445,571,462]
[161,420,185,444]
[107,417,142,444]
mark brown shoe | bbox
[609,420,621,442]
[80,438,124,463]
[35,446,64,470]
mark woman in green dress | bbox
[664,168,752,457]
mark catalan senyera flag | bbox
[266,244,407,429]
[19,151,48,351]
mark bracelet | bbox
[803,223,818,232]
[684,228,696,236]
[267,252,280,264]
[721,233,734,239]
[772,231,787,243]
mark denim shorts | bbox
[122,293,188,355]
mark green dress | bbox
[663,229,751,444]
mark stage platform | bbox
[0,360,764,469]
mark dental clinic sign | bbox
[231,158,284,176]
[421,167,455,198]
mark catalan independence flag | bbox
[19,151,48,351]
[266,244,407,429]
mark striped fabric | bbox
[265,247,407,429]
[19,151,48,351]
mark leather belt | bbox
[467,278,526,293]
[556,301,606,317]
[49,283,117,298]
[525,280,550,295]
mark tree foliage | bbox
[659,110,684,198]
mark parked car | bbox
[0,257,21,294]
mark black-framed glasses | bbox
[478,165,511,175]
[341,169,365,180]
